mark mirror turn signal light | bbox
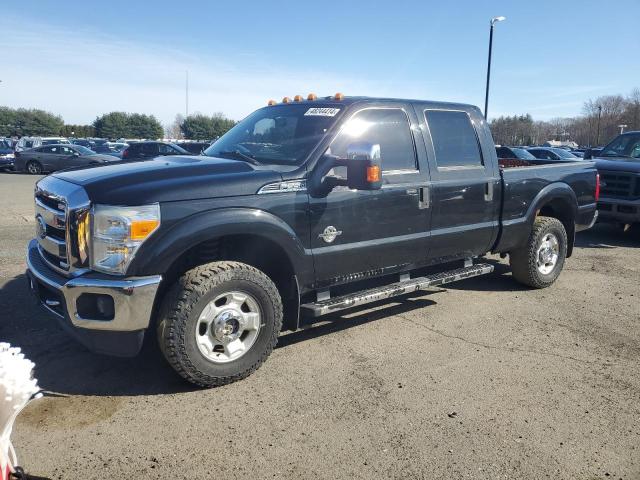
[267,99,277,106]
[334,92,344,100]
[366,165,381,183]
[307,93,317,101]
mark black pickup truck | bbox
[26,95,599,387]
[586,131,640,226]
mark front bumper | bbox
[597,197,640,224]
[26,239,162,356]
[0,157,14,169]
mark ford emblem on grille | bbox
[36,214,47,239]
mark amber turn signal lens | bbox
[294,95,303,102]
[130,219,160,240]
[334,92,344,100]
[307,93,317,101]
[366,165,381,183]
[267,99,277,106]
[282,96,291,103]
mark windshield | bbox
[600,133,640,159]
[552,148,578,159]
[512,148,536,160]
[204,104,342,165]
[74,145,95,155]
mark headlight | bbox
[91,204,160,274]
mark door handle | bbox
[484,181,494,201]
[418,186,430,209]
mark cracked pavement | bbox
[1,173,638,479]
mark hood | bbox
[87,153,118,162]
[53,155,283,204]
[594,156,640,173]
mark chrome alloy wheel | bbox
[536,233,559,275]
[195,291,262,363]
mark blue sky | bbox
[0,0,638,125]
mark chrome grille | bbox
[34,176,91,277]
[35,191,69,271]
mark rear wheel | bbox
[157,261,282,387]
[26,160,43,175]
[510,216,568,288]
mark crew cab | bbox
[26,95,599,387]
[587,131,640,226]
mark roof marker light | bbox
[334,92,344,101]
[294,95,303,102]
[307,93,317,101]
[267,99,277,106]
[282,96,291,103]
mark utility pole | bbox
[595,105,602,146]
[186,70,189,118]
[618,124,627,135]
[484,16,506,120]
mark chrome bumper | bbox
[26,239,161,332]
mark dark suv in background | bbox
[122,141,189,161]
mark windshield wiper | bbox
[216,150,260,165]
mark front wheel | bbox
[510,216,568,288]
[26,160,43,174]
[157,261,283,387]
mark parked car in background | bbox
[589,131,640,227]
[121,141,189,161]
[527,147,580,161]
[0,139,15,171]
[15,144,115,174]
[93,142,128,158]
[496,146,538,161]
[15,136,70,152]
[177,141,212,155]
[70,139,94,148]
[583,147,603,159]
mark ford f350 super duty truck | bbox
[26,95,599,387]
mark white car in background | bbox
[15,136,70,152]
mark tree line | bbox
[490,88,640,147]
[0,107,237,140]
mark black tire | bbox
[510,216,568,289]
[26,160,43,175]
[157,261,283,387]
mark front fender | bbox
[128,207,312,283]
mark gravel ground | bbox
[1,172,638,480]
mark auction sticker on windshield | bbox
[304,108,340,117]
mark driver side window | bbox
[327,108,417,173]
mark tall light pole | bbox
[618,124,627,134]
[185,70,189,118]
[484,16,506,120]
[595,104,602,145]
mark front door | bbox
[308,105,432,288]
[419,108,500,262]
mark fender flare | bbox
[128,207,311,281]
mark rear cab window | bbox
[424,110,484,169]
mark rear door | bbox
[419,107,500,262]
[308,104,432,287]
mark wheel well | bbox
[160,235,299,331]
[537,199,575,257]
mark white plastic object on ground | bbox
[0,343,41,479]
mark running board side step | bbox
[301,263,494,318]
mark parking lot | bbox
[1,172,638,479]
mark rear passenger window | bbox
[329,108,417,172]
[425,110,483,168]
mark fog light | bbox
[76,293,115,321]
